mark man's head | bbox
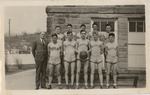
[51,33,58,43]
[105,24,111,32]
[80,24,86,31]
[108,33,115,42]
[93,32,98,41]
[67,31,73,41]
[40,32,45,39]
[55,26,61,33]
[92,23,98,30]
[67,24,73,32]
[80,30,86,39]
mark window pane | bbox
[101,21,114,32]
[137,22,144,32]
[108,21,114,31]
[129,22,136,32]
[93,21,100,31]
[101,21,107,31]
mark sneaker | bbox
[100,85,103,89]
[113,84,118,89]
[106,84,110,89]
[58,85,62,89]
[70,85,74,89]
[76,85,79,89]
[47,85,52,89]
[84,85,88,89]
[66,85,69,89]
[90,85,94,89]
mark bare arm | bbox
[105,45,108,56]
[100,44,104,54]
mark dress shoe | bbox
[35,87,39,90]
[41,86,46,89]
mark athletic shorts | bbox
[64,53,76,63]
[90,54,103,63]
[48,56,61,65]
[106,55,118,63]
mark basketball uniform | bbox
[90,40,103,63]
[48,41,62,65]
[63,39,76,62]
[105,42,118,63]
[76,39,89,60]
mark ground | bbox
[5,69,146,90]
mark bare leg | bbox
[113,63,118,87]
[48,64,54,86]
[56,64,61,85]
[98,62,103,87]
[90,62,95,87]
[71,62,75,86]
[76,60,81,88]
[84,60,89,87]
[106,62,111,88]
[64,61,69,85]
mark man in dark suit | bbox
[32,32,48,90]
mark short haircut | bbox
[67,24,73,27]
[105,24,111,27]
[109,33,115,37]
[80,24,86,28]
[51,33,58,38]
[55,26,61,29]
[92,31,98,36]
[67,31,73,35]
[80,30,86,34]
[92,23,98,26]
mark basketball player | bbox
[89,32,104,89]
[54,26,65,42]
[105,33,118,89]
[76,24,88,39]
[47,33,63,89]
[89,23,105,71]
[89,23,100,40]
[76,30,90,89]
[64,24,76,40]
[63,31,76,89]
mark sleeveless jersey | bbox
[77,39,89,52]
[90,40,103,55]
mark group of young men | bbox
[32,23,118,90]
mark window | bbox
[92,19,115,32]
[129,18,145,32]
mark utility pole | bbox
[9,19,11,53]
[9,19,11,37]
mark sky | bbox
[4,6,47,36]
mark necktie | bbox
[42,39,45,45]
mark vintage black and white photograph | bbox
[4,5,146,91]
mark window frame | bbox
[128,18,145,33]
